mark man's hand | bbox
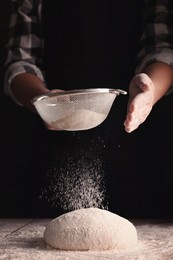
[124,73,155,133]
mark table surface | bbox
[0,218,173,260]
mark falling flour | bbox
[40,148,108,212]
[43,207,138,251]
[51,109,106,130]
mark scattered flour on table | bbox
[43,207,138,251]
[51,109,105,130]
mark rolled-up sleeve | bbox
[4,0,45,102]
[136,0,173,73]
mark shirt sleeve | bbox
[4,0,45,103]
[136,0,173,73]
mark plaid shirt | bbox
[4,0,173,99]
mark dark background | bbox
[0,1,173,218]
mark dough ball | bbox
[43,208,138,251]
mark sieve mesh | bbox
[32,88,127,131]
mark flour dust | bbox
[40,150,108,212]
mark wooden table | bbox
[0,218,173,259]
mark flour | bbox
[43,207,138,251]
[40,149,108,212]
[51,109,106,130]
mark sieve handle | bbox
[109,89,127,95]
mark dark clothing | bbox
[42,0,145,89]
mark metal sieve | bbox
[32,88,127,131]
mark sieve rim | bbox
[32,88,127,104]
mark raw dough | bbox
[43,207,138,251]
